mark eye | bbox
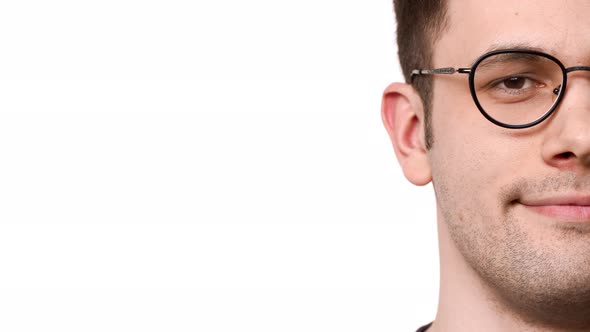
[486,75,548,96]
[498,76,537,90]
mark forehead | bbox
[436,0,590,66]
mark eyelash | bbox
[489,76,541,95]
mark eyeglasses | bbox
[411,49,590,129]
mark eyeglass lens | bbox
[473,52,563,126]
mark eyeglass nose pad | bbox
[553,85,562,95]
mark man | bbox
[382,1,590,331]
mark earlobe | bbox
[381,83,432,186]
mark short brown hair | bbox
[393,0,449,149]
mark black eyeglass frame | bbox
[411,49,590,129]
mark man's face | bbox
[430,0,590,327]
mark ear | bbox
[381,83,432,186]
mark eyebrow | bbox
[469,42,553,66]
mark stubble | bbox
[435,173,590,330]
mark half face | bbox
[429,0,590,328]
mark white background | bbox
[0,0,438,331]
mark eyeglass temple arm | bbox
[410,67,471,83]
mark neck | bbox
[429,214,590,332]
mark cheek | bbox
[430,104,492,182]
[430,81,517,184]
[430,138,492,202]
[430,144,502,242]
[428,117,538,237]
[428,106,511,217]
[430,77,485,146]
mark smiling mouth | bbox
[520,196,590,222]
[524,205,590,222]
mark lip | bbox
[520,194,590,222]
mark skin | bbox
[383,1,590,331]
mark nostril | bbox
[556,152,575,160]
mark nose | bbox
[542,77,590,170]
